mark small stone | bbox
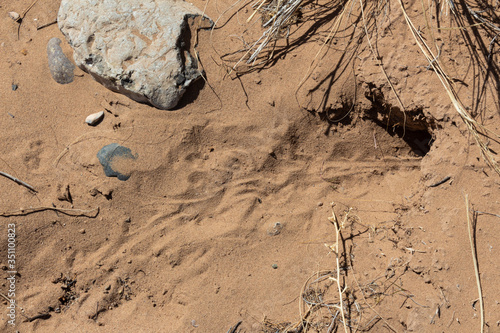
[85,111,104,126]
[267,222,283,236]
[47,37,75,84]
[8,12,20,21]
[79,229,85,234]
[272,264,278,269]
[11,84,18,91]
[105,285,111,291]
[317,202,323,207]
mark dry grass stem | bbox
[465,194,484,333]
[327,204,349,333]
[0,206,100,218]
[233,0,304,69]
[0,171,37,192]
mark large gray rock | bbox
[58,0,211,110]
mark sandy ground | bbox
[1,0,500,332]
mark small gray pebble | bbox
[272,264,278,269]
[267,222,283,236]
[11,84,18,91]
[47,37,75,84]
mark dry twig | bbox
[327,204,349,333]
[0,206,99,218]
[465,194,484,333]
[0,171,37,192]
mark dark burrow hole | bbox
[364,104,435,157]
[363,84,436,157]
[381,124,433,157]
[316,102,434,157]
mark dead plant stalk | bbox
[328,204,348,333]
[465,194,484,333]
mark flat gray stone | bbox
[58,0,212,109]
[97,143,137,181]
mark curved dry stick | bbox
[0,207,99,218]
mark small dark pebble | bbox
[272,264,278,269]
[11,84,18,91]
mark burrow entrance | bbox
[315,82,436,157]
[363,83,436,157]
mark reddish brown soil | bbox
[1,0,500,332]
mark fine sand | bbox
[1,0,500,332]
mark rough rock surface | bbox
[47,37,75,84]
[57,0,211,109]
